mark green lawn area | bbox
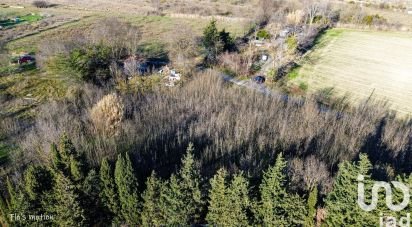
[0,13,43,29]
[288,28,412,116]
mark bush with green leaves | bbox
[257,29,271,40]
[286,35,298,53]
[202,20,236,65]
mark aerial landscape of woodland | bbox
[0,0,412,226]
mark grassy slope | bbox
[288,28,412,116]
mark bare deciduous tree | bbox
[289,155,330,192]
[90,18,141,58]
[166,24,198,72]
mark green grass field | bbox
[0,13,43,29]
[288,28,412,116]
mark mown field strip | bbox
[292,29,412,116]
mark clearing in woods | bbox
[288,29,412,116]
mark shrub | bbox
[299,82,308,91]
[286,35,298,53]
[90,93,124,137]
[362,14,387,26]
[74,45,112,82]
[32,0,50,8]
[257,29,271,40]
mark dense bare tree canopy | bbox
[1,0,412,225]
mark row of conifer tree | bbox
[1,134,411,226]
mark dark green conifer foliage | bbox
[2,178,31,226]
[141,171,164,226]
[206,168,229,225]
[51,143,63,171]
[114,152,140,225]
[256,153,307,226]
[24,165,53,201]
[305,187,318,227]
[156,144,204,225]
[82,169,104,224]
[206,169,251,226]
[52,173,87,226]
[176,143,203,223]
[99,157,120,217]
[325,154,376,226]
[52,134,87,182]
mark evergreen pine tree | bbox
[325,154,376,226]
[82,169,104,224]
[381,173,412,222]
[206,169,251,226]
[70,154,86,182]
[53,134,87,182]
[202,20,223,64]
[304,187,318,227]
[24,165,53,201]
[3,178,31,226]
[114,152,140,225]
[159,174,185,224]
[226,173,251,226]
[52,173,87,226]
[256,153,307,226]
[206,168,229,225]
[99,157,120,217]
[156,144,203,225]
[51,143,63,171]
[58,133,77,164]
[141,172,164,226]
[23,164,53,221]
[176,143,203,223]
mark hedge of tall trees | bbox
[1,134,410,226]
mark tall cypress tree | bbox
[51,143,63,171]
[206,168,229,225]
[206,169,251,226]
[159,174,184,224]
[24,165,53,219]
[141,172,164,226]
[24,165,53,202]
[156,144,203,225]
[99,157,120,218]
[114,152,140,225]
[226,173,251,226]
[202,20,223,64]
[52,134,87,182]
[256,153,307,226]
[325,154,376,226]
[3,178,31,226]
[305,187,318,227]
[176,143,203,223]
[82,169,104,225]
[52,173,86,226]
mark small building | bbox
[168,69,181,81]
[164,67,182,87]
[261,54,269,62]
[408,8,412,15]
